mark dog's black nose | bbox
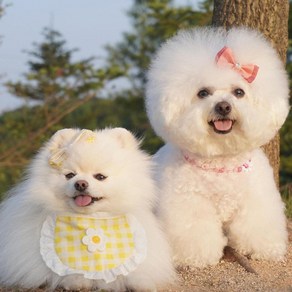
[215,101,232,116]
[74,180,89,192]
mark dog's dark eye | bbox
[94,173,107,181]
[233,88,245,98]
[197,89,210,99]
[65,172,76,180]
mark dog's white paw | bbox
[172,234,227,268]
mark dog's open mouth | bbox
[209,119,235,134]
[73,194,103,207]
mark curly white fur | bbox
[0,128,174,290]
[146,27,289,267]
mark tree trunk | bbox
[212,0,289,186]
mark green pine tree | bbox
[6,27,118,102]
[0,28,122,196]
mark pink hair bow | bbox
[215,46,259,83]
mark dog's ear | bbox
[47,128,80,151]
[108,127,140,149]
[46,129,80,169]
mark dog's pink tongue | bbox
[74,195,92,207]
[214,120,232,131]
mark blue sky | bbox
[0,0,198,112]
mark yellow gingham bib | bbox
[40,213,147,283]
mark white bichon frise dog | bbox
[0,128,174,291]
[145,27,290,267]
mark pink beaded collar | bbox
[183,153,252,174]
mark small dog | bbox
[145,27,290,267]
[0,128,174,290]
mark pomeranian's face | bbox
[32,128,154,215]
[146,28,290,157]
[58,148,118,215]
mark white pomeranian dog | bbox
[0,128,174,291]
[145,27,290,267]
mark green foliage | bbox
[280,110,292,185]
[281,3,292,190]
[105,0,212,89]
[281,184,292,218]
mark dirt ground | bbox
[166,220,292,292]
[1,221,291,292]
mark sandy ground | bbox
[165,220,292,292]
[1,221,291,292]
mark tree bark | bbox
[212,0,289,186]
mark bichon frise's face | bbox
[28,128,154,215]
[146,27,290,157]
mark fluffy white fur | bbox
[0,128,174,291]
[145,27,290,267]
